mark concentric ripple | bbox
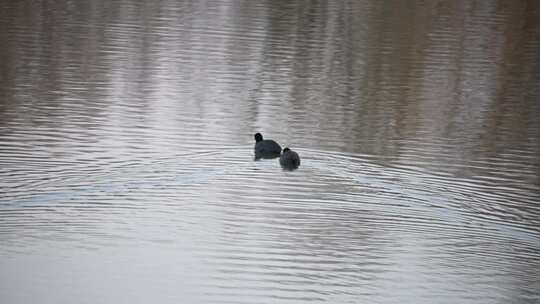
[2,148,539,303]
[1,0,540,303]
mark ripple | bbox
[2,0,540,303]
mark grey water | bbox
[1,1,540,303]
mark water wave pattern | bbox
[1,147,539,303]
[1,0,540,303]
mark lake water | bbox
[1,1,540,303]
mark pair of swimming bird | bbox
[254,133,300,170]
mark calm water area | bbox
[1,1,540,303]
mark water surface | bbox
[1,1,540,303]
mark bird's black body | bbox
[279,147,300,170]
[254,133,282,159]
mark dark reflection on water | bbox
[1,0,540,303]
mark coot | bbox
[254,133,282,159]
[279,147,300,170]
